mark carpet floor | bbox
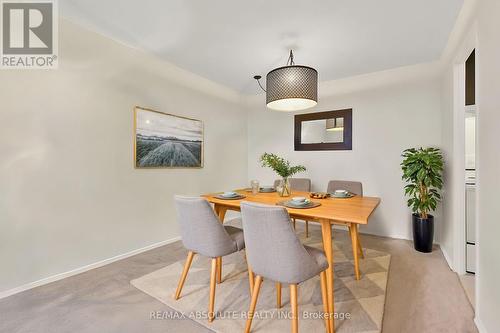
[131,233,390,332]
[0,224,477,333]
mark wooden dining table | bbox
[202,189,380,333]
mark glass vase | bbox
[279,177,291,197]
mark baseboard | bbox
[331,223,410,240]
[439,244,454,271]
[293,219,411,240]
[0,236,181,300]
[474,316,488,333]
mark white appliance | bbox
[465,116,476,169]
[464,112,476,274]
[466,179,476,273]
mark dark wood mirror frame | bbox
[294,109,352,151]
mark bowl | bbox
[310,192,330,199]
[291,196,307,203]
[334,190,348,195]
[222,191,238,197]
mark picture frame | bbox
[134,106,204,168]
[294,109,353,151]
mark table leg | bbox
[216,206,227,223]
[320,271,330,333]
[356,225,365,258]
[350,223,361,280]
[213,204,227,222]
[213,204,227,285]
[321,220,335,333]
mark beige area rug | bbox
[131,233,390,332]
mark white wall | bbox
[4,11,499,331]
[0,20,248,294]
[476,0,500,331]
[438,0,478,274]
[439,1,500,331]
[246,77,443,240]
[439,64,457,266]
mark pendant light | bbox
[254,50,318,111]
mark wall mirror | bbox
[294,109,352,151]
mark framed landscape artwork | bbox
[134,107,203,168]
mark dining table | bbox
[202,189,381,333]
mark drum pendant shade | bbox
[266,65,318,111]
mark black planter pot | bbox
[412,214,434,253]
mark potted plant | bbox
[260,153,306,197]
[401,147,444,253]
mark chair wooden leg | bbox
[245,276,263,333]
[216,257,222,284]
[292,218,296,230]
[276,282,282,308]
[349,224,361,280]
[290,284,299,333]
[248,264,255,295]
[174,251,195,300]
[356,225,365,259]
[320,271,332,333]
[305,221,309,238]
[208,258,217,322]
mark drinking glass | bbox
[250,180,259,195]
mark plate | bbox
[277,200,321,209]
[214,194,246,200]
[259,187,276,193]
[330,192,355,198]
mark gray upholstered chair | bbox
[241,201,330,333]
[173,196,245,322]
[327,180,363,196]
[327,180,364,280]
[274,178,312,237]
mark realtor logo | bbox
[1,0,58,68]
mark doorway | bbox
[460,49,477,308]
[453,45,478,310]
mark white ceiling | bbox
[61,0,463,94]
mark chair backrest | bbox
[273,178,311,192]
[327,180,363,196]
[174,196,236,258]
[240,201,321,284]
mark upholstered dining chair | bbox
[274,178,312,237]
[327,180,362,196]
[327,180,364,280]
[241,201,330,333]
[173,196,246,322]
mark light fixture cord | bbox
[287,50,295,66]
[253,50,295,93]
[256,78,266,92]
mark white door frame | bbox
[451,25,477,276]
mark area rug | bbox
[131,232,390,332]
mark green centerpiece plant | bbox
[260,153,306,197]
[401,147,444,252]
